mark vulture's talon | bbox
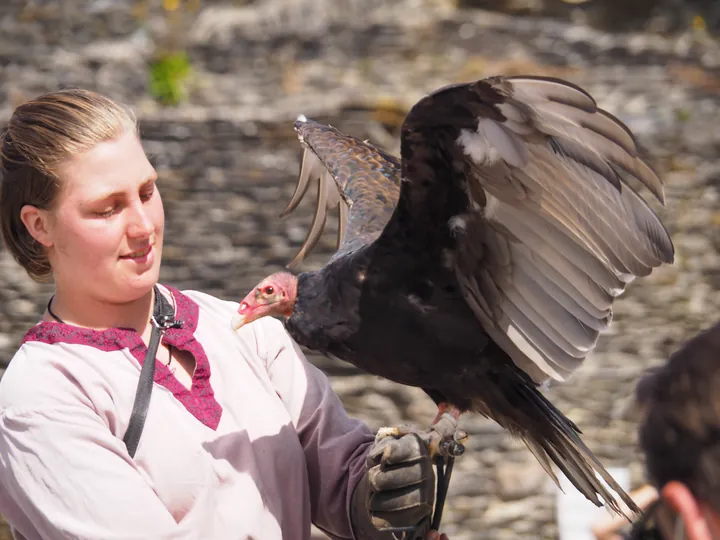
[454,429,469,445]
[374,424,418,444]
[375,426,402,441]
[373,420,468,459]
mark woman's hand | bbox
[351,431,442,539]
[365,432,436,536]
[351,429,455,539]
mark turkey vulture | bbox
[232,76,674,515]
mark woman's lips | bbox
[120,245,152,262]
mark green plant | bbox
[149,51,192,106]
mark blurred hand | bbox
[426,531,449,540]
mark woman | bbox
[0,89,448,540]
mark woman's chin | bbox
[121,268,162,297]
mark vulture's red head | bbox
[231,271,298,331]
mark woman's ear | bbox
[662,481,713,540]
[20,205,54,248]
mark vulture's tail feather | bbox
[475,374,640,518]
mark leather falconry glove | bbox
[350,433,436,539]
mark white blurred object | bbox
[556,467,631,540]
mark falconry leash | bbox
[124,286,182,457]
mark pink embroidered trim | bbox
[22,286,223,430]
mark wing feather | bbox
[283,76,673,384]
[510,263,599,354]
[512,247,612,331]
[284,159,343,269]
[280,143,326,219]
[393,75,674,383]
[282,117,402,268]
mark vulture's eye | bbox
[264,286,274,295]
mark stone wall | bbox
[1,1,719,538]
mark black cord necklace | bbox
[46,296,64,324]
[46,291,175,367]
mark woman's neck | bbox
[45,286,156,334]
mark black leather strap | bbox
[122,286,180,458]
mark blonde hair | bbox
[0,88,137,282]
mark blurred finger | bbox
[368,461,430,492]
[371,503,432,533]
[380,434,429,466]
[369,484,433,516]
[367,436,393,464]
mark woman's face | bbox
[46,130,164,303]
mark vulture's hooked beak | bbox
[230,299,278,331]
[231,312,246,331]
[231,298,255,331]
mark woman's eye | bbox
[95,207,117,218]
[141,187,155,201]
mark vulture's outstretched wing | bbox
[386,76,674,383]
[282,117,401,268]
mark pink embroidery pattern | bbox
[22,286,223,430]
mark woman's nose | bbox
[126,203,154,238]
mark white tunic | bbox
[0,285,374,540]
